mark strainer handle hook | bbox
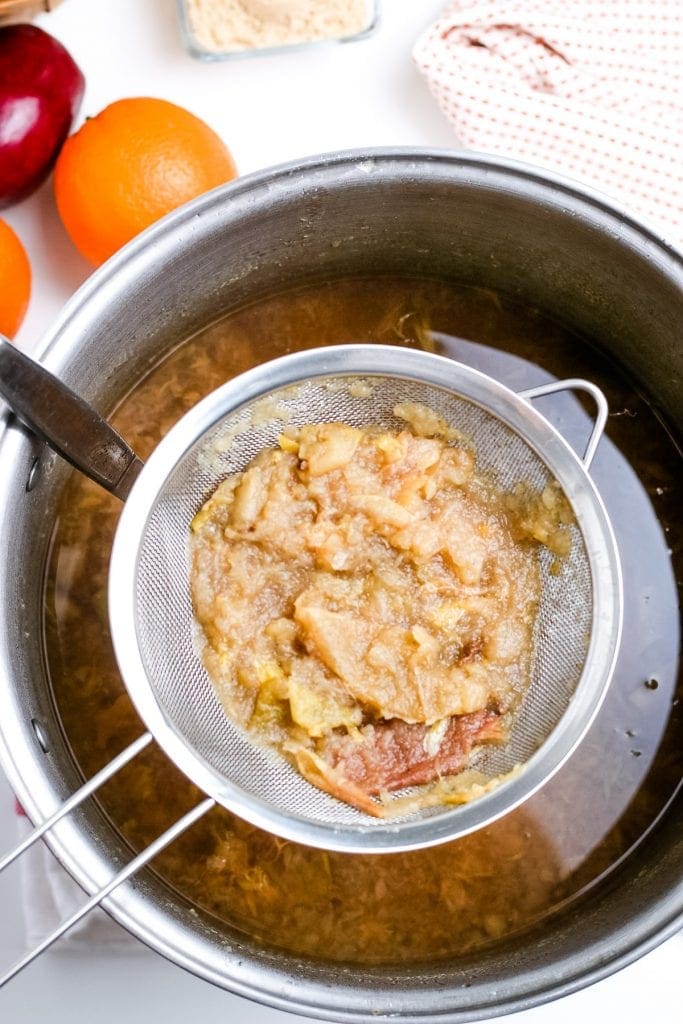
[517,378,608,471]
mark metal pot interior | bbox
[0,151,681,1022]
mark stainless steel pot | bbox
[0,150,681,1021]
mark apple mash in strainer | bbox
[190,402,573,816]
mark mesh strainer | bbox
[106,345,622,854]
[0,337,623,980]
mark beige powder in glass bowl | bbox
[180,0,378,59]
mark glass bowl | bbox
[177,0,381,62]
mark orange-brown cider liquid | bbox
[44,278,682,963]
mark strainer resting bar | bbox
[0,340,621,981]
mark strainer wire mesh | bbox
[109,347,620,852]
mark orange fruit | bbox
[0,219,31,339]
[54,97,238,266]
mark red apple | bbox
[0,24,84,208]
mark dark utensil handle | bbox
[0,335,143,501]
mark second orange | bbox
[54,96,238,266]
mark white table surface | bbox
[0,0,680,1021]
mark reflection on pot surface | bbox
[44,277,681,964]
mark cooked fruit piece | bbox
[190,411,565,814]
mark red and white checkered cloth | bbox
[414,0,683,249]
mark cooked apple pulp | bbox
[190,402,570,814]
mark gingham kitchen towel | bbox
[414,0,683,249]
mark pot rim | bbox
[3,145,682,387]
[0,148,681,1021]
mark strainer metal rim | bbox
[108,345,622,853]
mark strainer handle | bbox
[0,335,143,501]
[0,729,215,987]
[0,734,153,875]
[0,796,214,987]
[517,378,608,471]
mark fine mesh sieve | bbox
[108,345,622,853]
